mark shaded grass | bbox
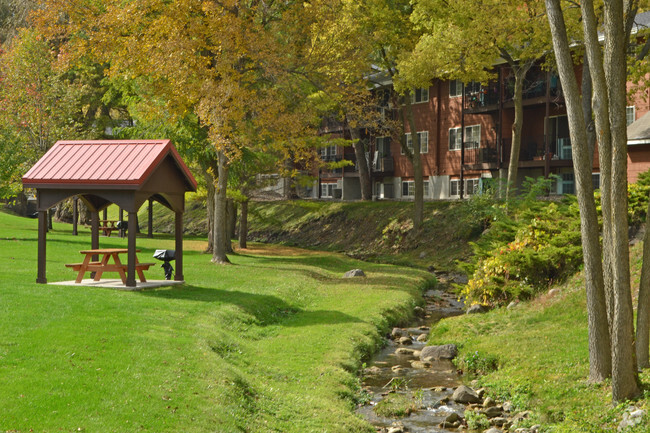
[429,270,650,431]
[0,211,431,433]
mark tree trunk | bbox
[506,64,532,200]
[581,0,615,329]
[239,200,249,249]
[636,198,650,368]
[203,168,215,254]
[404,96,423,232]
[283,160,298,199]
[603,0,640,402]
[212,150,231,264]
[546,0,612,384]
[581,57,597,167]
[225,198,235,254]
[351,128,372,200]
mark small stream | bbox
[357,287,467,433]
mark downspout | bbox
[436,80,442,183]
[461,82,466,199]
[545,69,551,178]
[498,66,504,175]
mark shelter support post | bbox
[127,211,137,287]
[175,211,183,281]
[148,198,153,238]
[72,197,78,236]
[91,211,99,262]
[37,210,47,284]
[119,208,124,238]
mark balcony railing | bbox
[462,135,573,167]
[372,156,394,173]
[501,135,572,163]
[463,83,500,110]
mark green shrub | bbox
[455,350,499,376]
[460,200,582,306]
[373,393,418,418]
[465,410,490,430]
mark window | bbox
[449,128,462,151]
[375,136,391,157]
[449,79,463,97]
[465,178,480,196]
[592,173,600,190]
[410,87,429,104]
[449,125,480,150]
[320,145,337,160]
[401,180,430,198]
[465,81,481,94]
[450,179,460,197]
[627,106,636,126]
[561,173,575,195]
[402,180,415,197]
[465,125,480,149]
[450,178,479,197]
[403,131,429,154]
[558,137,572,160]
[321,183,336,198]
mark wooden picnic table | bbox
[65,248,155,284]
[99,220,118,237]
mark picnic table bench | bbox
[99,220,117,237]
[65,248,155,284]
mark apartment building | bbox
[312,62,650,200]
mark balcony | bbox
[372,156,394,174]
[462,136,573,170]
[463,82,500,112]
[321,154,358,175]
[503,72,563,105]
[319,117,345,134]
[501,135,573,167]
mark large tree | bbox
[546,0,641,401]
[399,0,553,200]
[36,0,319,263]
[310,0,425,226]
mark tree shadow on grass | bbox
[136,284,363,327]
[234,254,428,291]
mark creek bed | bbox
[357,288,466,432]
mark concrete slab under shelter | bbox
[50,279,184,291]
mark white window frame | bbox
[402,180,415,197]
[321,183,336,198]
[403,131,429,154]
[627,106,636,126]
[449,79,463,98]
[449,125,480,151]
[450,179,460,197]
[410,87,430,104]
[465,178,480,196]
[401,180,430,198]
[450,178,479,197]
[376,136,391,156]
[558,172,575,195]
[320,144,337,159]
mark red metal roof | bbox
[22,140,197,190]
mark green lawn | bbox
[0,210,431,433]
[429,269,650,432]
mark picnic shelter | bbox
[22,139,198,288]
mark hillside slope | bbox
[147,198,480,272]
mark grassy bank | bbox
[430,256,650,432]
[140,198,478,272]
[0,210,432,432]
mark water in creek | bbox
[357,288,466,433]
